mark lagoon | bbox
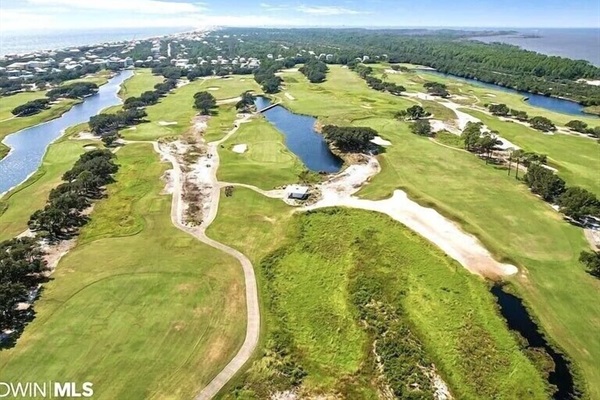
[255,97,342,173]
[0,70,133,195]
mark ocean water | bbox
[470,28,600,66]
[0,27,191,56]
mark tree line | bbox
[351,64,406,96]
[1,150,119,342]
[11,82,100,118]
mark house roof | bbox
[286,185,309,196]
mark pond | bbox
[491,285,576,399]
[254,97,342,173]
[0,70,134,195]
[420,70,596,118]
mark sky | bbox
[0,0,599,32]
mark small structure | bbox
[286,185,309,200]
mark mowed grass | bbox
[0,135,93,241]
[465,109,600,195]
[279,66,600,398]
[121,76,260,142]
[0,143,246,400]
[118,68,164,98]
[209,194,547,398]
[218,117,304,189]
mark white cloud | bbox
[295,5,367,15]
[25,0,207,15]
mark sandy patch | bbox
[370,136,391,146]
[485,93,497,97]
[176,79,190,88]
[232,144,248,154]
[158,121,177,126]
[361,104,373,109]
[83,144,98,150]
[303,158,518,278]
[207,87,220,91]
[405,92,437,101]
[430,119,458,134]
[285,92,295,100]
[385,68,401,74]
[74,131,97,140]
[578,79,600,86]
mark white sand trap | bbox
[158,121,178,126]
[430,119,457,134]
[485,93,497,97]
[304,158,518,278]
[405,92,437,101]
[207,87,220,91]
[579,79,600,86]
[75,131,97,140]
[370,136,391,146]
[285,92,295,100]
[232,144,248,154]
[83,144,98,150]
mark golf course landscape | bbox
[1,53,598,400]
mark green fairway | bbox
[0,135,93,241]
[464,109,600,195]
[118,68,164,98]
[208,193,548,399]
[0,143,245,400]
[276,65,600,398]
[204,104,239,142]
[121,76,260,142]
[217,117,304,189]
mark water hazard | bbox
[255,97,342,173]
[491,285,577,399]
[420,69,596,118]
[0,70,134,195]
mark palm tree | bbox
[512,149,525,179]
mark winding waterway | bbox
[420,70,596,118]
[491,285,576,399]
[0,70,134,195]
[255,97,342,173]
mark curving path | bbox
[131,115,260,400]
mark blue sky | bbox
[1,0,599,31]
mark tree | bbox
[398,105,431,120]
[193,91,217,115]
[487,103,510,116]
[557,187,600,220]
[523,163,566,202]
[262,77,281,94]
[381,72,389,82]
[565,120,588,133]
[409,120,432,136]
[322,125,378,153]
[529,116,556,132]
[461,122,482,151]
[509,109,529,121]
[235,91,256,112]
[11,99,50,117]
[579,251,600,278]
[299,60,329,83]
[477,133,502,164]
[510,149,525,179]
[423,82,449,97]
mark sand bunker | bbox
[158,121,178,126]
[303,158,518,278]
[285,92,295,100]
[207,87,220,91]
[232,144,248,154]
[83,144,98,150]
[370,136,392,146]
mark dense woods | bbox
[212,28,600,105]
[322,125,378,153]
[11,98,50,117]
[352,64,405,95]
